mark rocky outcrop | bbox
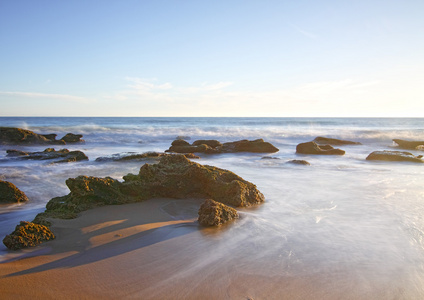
[2,221,55,250]
[95,152,199,162]
[393,139,424,150]
[167,138,279,154]
[296,141,345,155]
[313,137,361,145]
[366,151,423,163]
[198,199,239,226]
[0,127,84,145]
[0,180,29,203]
[6,148,88,163]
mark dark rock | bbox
[198,199,239,226]
[167,144,213,154]
[221,139,279,153]
[287,159,310,165]
[261,156,280,160]
[3,221,55,250]
[0,180,29,203]
[192,140,222,148]
[95,152,199,162]
[6,148,88,163]
[393,139,424,150]
[41,134,58,141]
[60,133,84,143]
[6,149,29,157]
[366,151,424,163]
[313,137,361,145]
[0,127,51,145]
[296,141,345,155]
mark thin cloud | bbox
[0,91,94,103]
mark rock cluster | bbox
[0,180,29,203]
[198,199,239,226]
[0,127,84,145]
[95,151,199,162]
[166,139,279,154]
[6,148,88,163]
[2,221,55,250]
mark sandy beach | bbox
[1,196,411,300]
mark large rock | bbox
[0,180,29,203]
[3,221,55,250]
[6,148,88,163]
[366,151,423,163]
[296,141,345,155]
[313,137,361,145]
[198,199,239,226]
[35,154,264,223]
[393,139,424,150]
[221,139,279,153]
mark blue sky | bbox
[1,0,423,117]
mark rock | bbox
[95,152,199,162]
[296,141,345,155]
[60,133,84,143]
[198,199,239,226]
[261,156,280,160]
[6,148,88,163]
[2,221,55,250]
[287,159,310,165]
[366,151,424,163]
[0,180,29,203]
[41,133,58,141]
[221,139,279,153]
[393,139,424,150]
[313,137,361,145]
[167,144,213,154]
[192,140,222,148]
[171,139,191,147]
[0,127,51,145]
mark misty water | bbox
[1,117,424,298]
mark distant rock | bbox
[261,156,280,160]
[198,199,239,226]
[313,137,361,145]
[6,148,88,163]
[3,221,55,250]
[287,159,310,165]
[296,141,345,155]
[60,133,84,143]
[166,138,279,154]
[393,139,424,150]
[0,180,29,203]
[0,127,83,145]
[95,152,199,162]
[366,150,424,163]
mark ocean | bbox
[1,117,424,298]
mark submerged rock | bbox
[3,221,55,250]
[313,137,361,145]
[95,152,199,162]
[366,151,424,163]
[60,133,84,143]
[198,199,239,226]
[0,180,29,203]
[6,148,88,163]
[296,141,345,155]
[287,159,310,165]
[393,139,424,150]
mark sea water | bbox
[1,117,424,298]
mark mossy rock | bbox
[198,199,239,226]
[3,221,55,250]
[0,180,29,203]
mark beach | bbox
[1,117,424,299]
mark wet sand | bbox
[0,198,410,300]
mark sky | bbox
[0,0,423,117]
